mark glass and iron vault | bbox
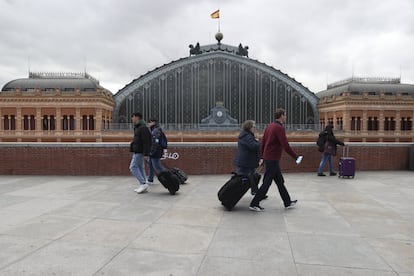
[114,39,319,129]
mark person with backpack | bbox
[317,124,345,176]
[129,112,152,193]
[147,118,168,184]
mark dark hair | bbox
[274,108,285,119]
[148,118,158,123]
[131,112,143,118]
[325,124,334,133]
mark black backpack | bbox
[316,132,326,152]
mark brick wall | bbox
[0,142,411,175]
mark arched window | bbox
[50,115,55,130]
[23,115,29,130]
[89,115,94,130]
[62,115,68,130]
[30,115,35,130]
[43,115,49,130]
[82,115,88,130]
[69,115,75,130]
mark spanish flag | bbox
[210,9,220,19]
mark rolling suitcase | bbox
[157,170,180,195]
[218,173,250,211]
[339,146,355,178]
[170,167,188,184]
[218,169,262,211]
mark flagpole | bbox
[218,8,221,32]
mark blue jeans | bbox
[318,153,334,174]
[148,157,165,182]
[129,153,147,185]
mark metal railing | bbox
[102,123,322,132]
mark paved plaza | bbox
[0,171,413,275]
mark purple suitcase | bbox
[339,147,355,178]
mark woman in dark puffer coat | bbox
[234,120,261,194]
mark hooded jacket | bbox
[233,129,260,168]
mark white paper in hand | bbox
[296,155,303,165]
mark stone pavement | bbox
[0,171,413,276]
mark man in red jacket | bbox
[249,108,302,211]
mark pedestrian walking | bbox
[249,108,302,211]
[129,112,152,193]
[317,124,345,176]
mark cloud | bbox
[0,0,413,93]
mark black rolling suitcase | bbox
[218,173,249,210]
[170,167,188,184]
[157,170,180,195]
[217,165,264,211]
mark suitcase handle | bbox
[255,163,265,174]
[342,146,349,157]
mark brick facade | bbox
[0,143,411,175]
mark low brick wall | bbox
[0,142,411,175]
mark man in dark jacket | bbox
[249,108,302,211]
[129,112,152,193]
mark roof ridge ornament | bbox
[215,32,223,44]
[189,43,202,56]
[188,32,249,57]
[236,43,249,57]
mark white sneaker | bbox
[135,184,149,194]
[249,205,264,212]
[147,181,154,185]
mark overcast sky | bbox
[1,0,413,94]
